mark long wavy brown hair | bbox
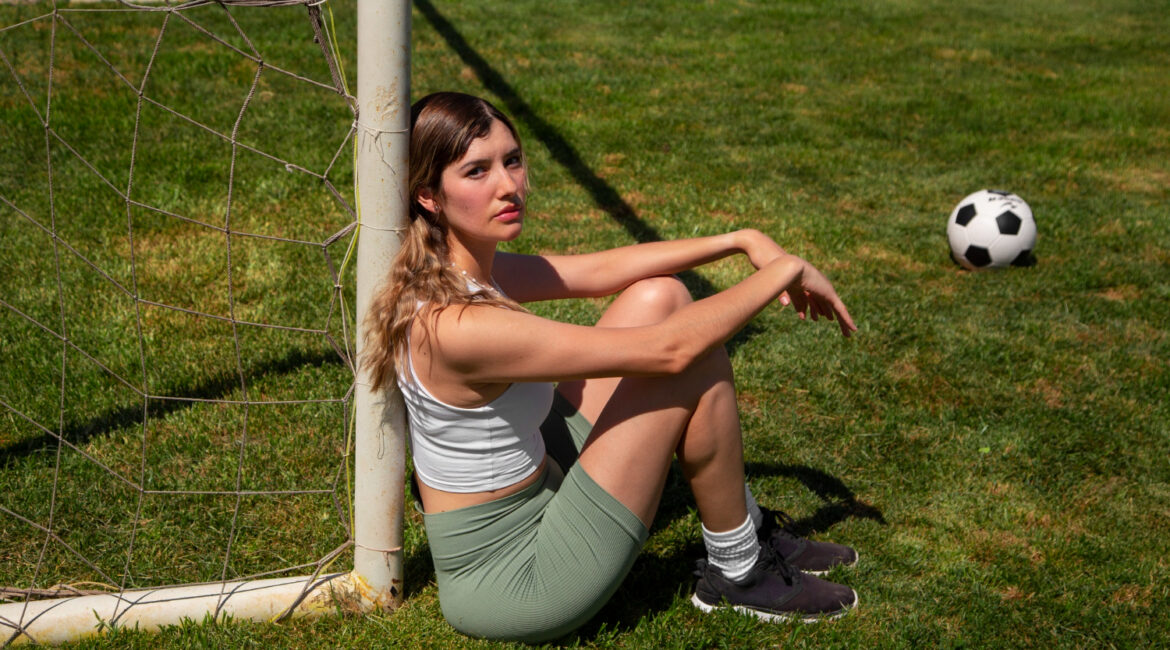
[362,92,525,392]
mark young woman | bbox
[363,91,860,642]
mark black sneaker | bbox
[758,507,858,575]
[691,543,857,623]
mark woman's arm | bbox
[494,229,787,303]
[424,254,855,387]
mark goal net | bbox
[0,0,406,643]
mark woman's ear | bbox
[416,187,440,215]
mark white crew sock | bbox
[744,483,764,530]
[702,514,760,584]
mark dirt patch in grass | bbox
[1110,584,1153,609]
[1096,285,1141,302]
[969,528,1045,567]
[999,585,1034,601]
[736,390,763,419]
[856,244,928,274]
[1095,166,1170,197]
[1027,377,1064,408]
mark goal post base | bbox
[0,570,394,646]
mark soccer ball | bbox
[946,190,1037,270]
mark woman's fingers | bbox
[831,297,857,337]
[788,289,809,320]
[785,261,857,337]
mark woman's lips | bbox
[495,206,523,222]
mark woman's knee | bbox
[621,275,692,320]
[598,275,692,328]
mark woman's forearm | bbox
[552,229,780,297]
[652,254,805,373]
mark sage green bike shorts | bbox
[421,394,649,642]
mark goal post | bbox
[351,0,410,612]
[0,0,409,643]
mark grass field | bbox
[2,0,1168,647]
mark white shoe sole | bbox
[690,589,858,624]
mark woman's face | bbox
[421,119,527,248]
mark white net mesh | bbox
[0,0,360,611]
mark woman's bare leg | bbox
[558,276,748,531]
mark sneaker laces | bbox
[755,537,800,584]
[760,507,801,541]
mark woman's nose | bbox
[497,168,520,196]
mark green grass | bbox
[3,0,1169,647]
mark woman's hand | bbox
[783,258,857,338]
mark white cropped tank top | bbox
[398,343,552,493]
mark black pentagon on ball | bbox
[955,204,977,226]
[996,210,1022,235]
[964,245,992,267]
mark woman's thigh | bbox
[426,462,647,642]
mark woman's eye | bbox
[505,155,523,168]
[466,166,486,178]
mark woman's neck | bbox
[448,241,496,286]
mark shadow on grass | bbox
[413,0,763,354]
[744,461,887,534]
[0,347,344,465]
[403,539,435,601]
